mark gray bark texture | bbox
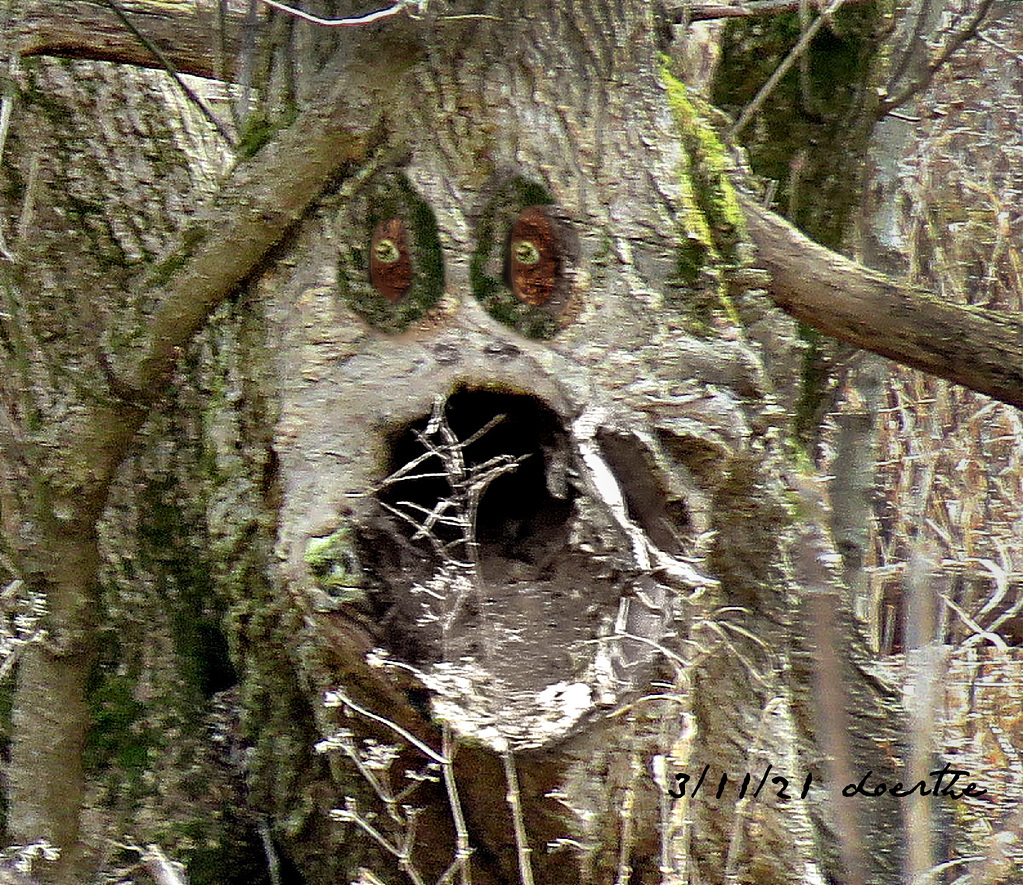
[0,57,232,883]
[0,1,1011,884]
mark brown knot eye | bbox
[509,206,557,306]
[370,218,413,302]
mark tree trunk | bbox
[0,1,1010,883]
[9,1,1018,404]
[224,3,903,882]
[0,58,232,883]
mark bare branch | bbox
[325,690,448,765]
[737,191,1023,408]
[139,844,189,885]
[331,800,409,863]
[100,0,236,147]
[12,0,497,78]
[729,0,851,139]
[879,0,999,117]
[941,592,1009,651]
[974,29,1024,61]
[440,726,472,885]
[258,0,421,27]
[257,818,282,885]
[45,54,373,521]
[379,401,524,575]
[500,747,535,885]
[668,0,873,22]
[13,1,250,81]
[129,96,366,399]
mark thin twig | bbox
[879,0,998,117]
[0,54,18,261]
[391,400,523,572]
[669,0,872,22]
[259,0,420,27]
[334,803,404,858]
[334,802,428,885]
[594,631,690,670]
[102,0,237,147]
[729,0,850,139]
[941,593,1009,651]
[257,817,282,885]
[500,747,535,885]
[139,844,190,885]
[614,750,639,885]
[975,30,1023,62]
[459,413,507,448]
[397,808,425,885]
[440,726,472,885]
[326,690,447,764]
[329,731,399,819]
[379,499,449,560]
[13,149,39,253]
[722,698,790,881]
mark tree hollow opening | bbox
[380,390,574,581]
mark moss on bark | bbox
[336,172,445,334]
[711,2,884,449]
[469,175,565,339]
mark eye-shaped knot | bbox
[470,179,580,339]
[374,238,402,264]
[512,240,541,266]
[370,218,413,302]
[509,206,558,306]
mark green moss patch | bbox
[659,65,745,331]
[662,66,745,259]
[663,69,745,264]
[336,172,445,334]
[304,524,367,603]
[469,176,571,341]
[710,3,881,248]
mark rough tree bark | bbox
[11,0,251,80]
[11,2,1019,407]
[0,58,235,882]
[0,1,1015,884]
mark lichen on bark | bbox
[710,1,885,448]
[0,4,931,883]
[660,62,749,332]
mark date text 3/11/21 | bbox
[666,764,811,801]
[664,762,987,803]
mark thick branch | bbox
[738,192,1023,408]
[13,0,249,81]
[129,82,371,389]
[73,56,375,503]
